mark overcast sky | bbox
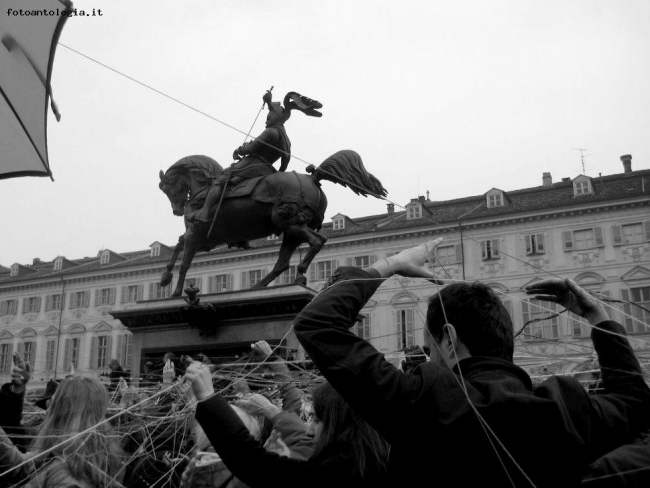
[2,0,649,267]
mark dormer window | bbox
[151,244,161,257]
[573,176,593,196]
[10,265,18,277]
[53,258,63,271]
[333,218,345,230]
[99,251,110,265]
[487,193,503,208]
[406,204,422,220]
[486,189,505,208]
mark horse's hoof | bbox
[161,271,173,287]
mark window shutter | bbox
[453,244,463,264]
[35,297,41,312]
[121,287,127,304]
[611,225,622,246]
[224,275,231,291]
[262,269,268,278]
[644,221,650,242]
[16,342,24,358]
[45,295,52,311]
[208,276,215,293]
[536,234,545,253]
[125,335,133,370]
[525,235,533,255]
[137,285,144,301]
[310,266,316,281]
[241,271,248,289]
[332,259,339,270]
[60,293,65,310]
[621,289,634,333]
[21,298,27,314]
[562,231,574,251]
[94,290,100,306]
[63,339,72,370]
[84,291,90,307]
[369,255,377,266]
[594,227,604,247]
[194,278,203,292]
[109,288,116,305]
[149,283,155,300]
[502,300,513,321]
[600,290,612,319]
[89,336,98,369]
[346,258,354,267]
[481,241,488,260]
[117,335,125,365]
[521,301,530,339]
[492,240,500,257]
[106,335,113,362]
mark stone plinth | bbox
[111,284,317,376]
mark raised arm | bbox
[185,362,333,488]
[526,279,650,452]
[251,340,302,415]
[294,240,446,442]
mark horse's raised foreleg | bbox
[172,230,200,296]
[254,234,301,288]
[161,234,185,287]
[294,226,328,286]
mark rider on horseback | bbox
[189,90,322,226]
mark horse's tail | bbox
[306,150,387,199]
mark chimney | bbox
[387,203,394,215]
[621,154,632,173]
[426,190,430,201]
[33,258,41,265]
[418,195,426,203]
[542,172,552,188]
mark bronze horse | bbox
[159,150,386,296]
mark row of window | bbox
[2,224,648,315]
[0,334,132,374]
[352,286,649,352]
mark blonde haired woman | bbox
[0,376,124,487]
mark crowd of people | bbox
[1,239,649,487]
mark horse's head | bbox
[160,155,224,217]
[159,170,189,216]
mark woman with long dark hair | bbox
[185,362,389,488]
[0,376,124,487]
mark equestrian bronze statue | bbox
[159,91,387,296]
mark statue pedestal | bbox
[111,284,317,379]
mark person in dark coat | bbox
[185,365,388,488]
[293,238,650,488]
[0,352,31,452]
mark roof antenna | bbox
[571,148,592,175]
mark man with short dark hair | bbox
[294,239,650,487]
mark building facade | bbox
[1,155,649,383]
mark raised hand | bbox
[371,238,445,281]
[234,393,280,419]
[251,340,274,358]
[525,278,609,325]
[263,429,291,458]
[163,359,176,384]
[184,361,215,401]
[10,352,31,394]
